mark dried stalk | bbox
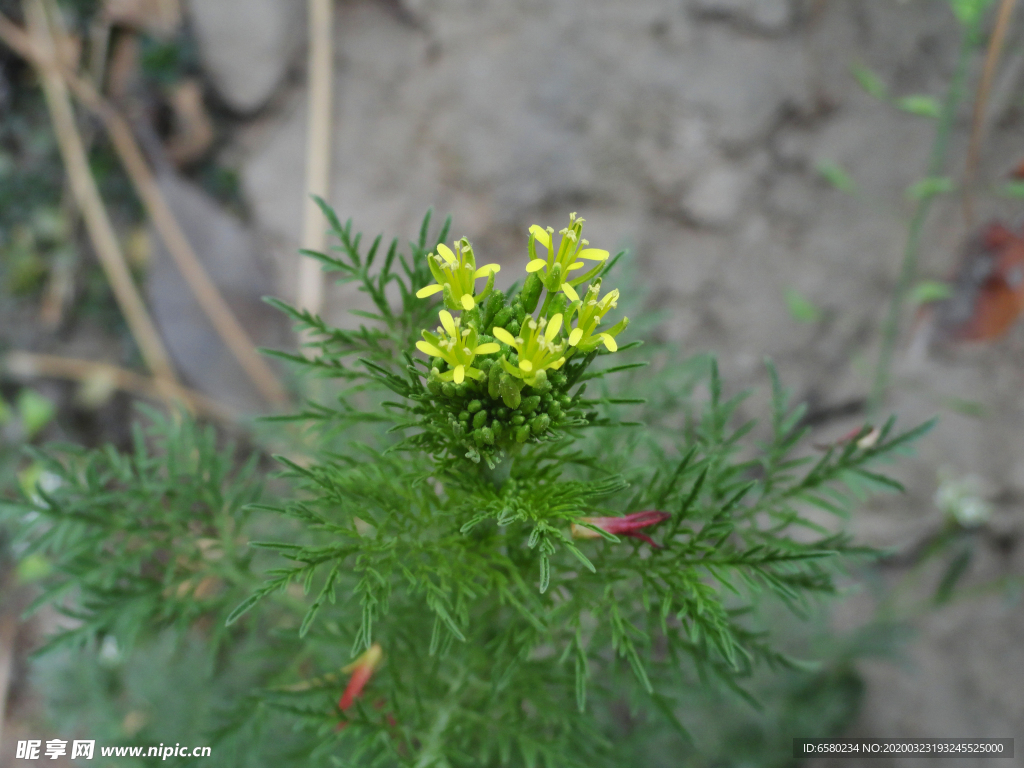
[0,612,16,757]
[297,0,334,318]
[963,0,1018,224]
[20,0,179,388]
[0,7,290,408]
[3,351,236,423]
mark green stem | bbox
[482,452,514,489]
[869,25,979,413]
[537,289,553,320]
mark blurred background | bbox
[1,0,1023,765]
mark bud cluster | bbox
[415,214,629,464]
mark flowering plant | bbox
[5,206,932,767]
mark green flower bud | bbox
[492,306,514,329]
[482,290,505,328]
[546,261,563,292]
[514,426,531,443]
[521,272,543,313]
[499,373,522,409]
[511,414,525,426]
[520,396,541,415]
[547,291,568,320]
[531,414,551,435]
[467,400,483,414]
[472,410,488,430]
[488,358,502,400]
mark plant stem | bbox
[869,24,979,413]
[963,0,1018,225]
[483,451,515,489]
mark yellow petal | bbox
[561,283,579,302]
[436,243,457,264]
[439,310,457,337]
[519,359,533,372]
[475,263,501,278]
[529,225,551,250]
[568,328,583,346]
[416,283,443,298]
[526,259,547,273]
[600,333,618,352]
[474,342,500,355]
[546,313,563,340]
[492,327,516,346]
[568,262,584,270]
[550,356,565,369]
[578,248,609,261]
[453,365,465,384]
[416,341,444,357]
[461,294,475,310]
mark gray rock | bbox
[186,0,304,113]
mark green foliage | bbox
[850,63,887,100]
[3,209,935,767]
[3,409,263,654]
[16,388,56,437]
[905,176,956,201]
[908,279,952,306]
[815,162,856,195]
[997,180,1024,199]
[895,95,942,118]
[948,0,995,27]
[784,288,821,324]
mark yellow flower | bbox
[525,212,608,298]
[567,281,628,353]
[415,238,500,311]
[416,310,500,384]
[492,314,567,386]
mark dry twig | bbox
[297,0,334,319]
[3,351,237,423]
[18,0,179,388]
[0,612,16,757]
[0,6,290,408]
[963,0,1018,224]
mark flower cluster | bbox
[413,214,629,460]
[416,238,500,311]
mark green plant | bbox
[868,0,995,409]
[3,208,932,767]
